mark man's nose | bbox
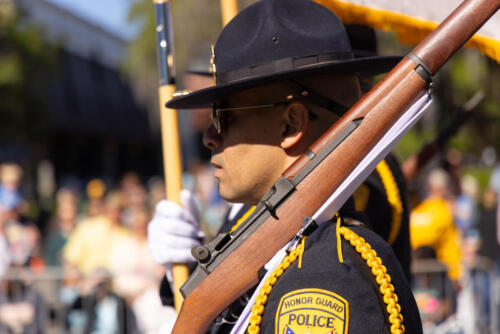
[202,124,222,150]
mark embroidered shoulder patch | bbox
[275,288,349,334]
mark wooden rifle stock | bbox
[172,1,500,332]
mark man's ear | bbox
[280,102,309,150]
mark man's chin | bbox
[219,186,257,205]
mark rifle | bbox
[172,0,500,332]
[153,0,189,312]
[402,91,485,181]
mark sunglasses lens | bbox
[212,107,221,134]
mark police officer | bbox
[149,0,422,333]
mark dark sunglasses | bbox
[211,101,290,134]
[210,80,348,134]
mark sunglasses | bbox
[211,101,290,134]
[210,80,348,134]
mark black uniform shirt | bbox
[259,221,422,334]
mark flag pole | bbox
[153,0,189,312]
[220,0,238,26]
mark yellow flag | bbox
[315,0,500,63]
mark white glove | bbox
[148,189,204,270]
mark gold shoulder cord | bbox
[247,215,405,334]
[376,160,403,245]
[340,226,405,333]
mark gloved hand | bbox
[148,189,204,273]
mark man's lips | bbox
[211,161,223,177]
[210,160,222,169]
[211,161,223,178]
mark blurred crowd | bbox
[408,152,500,334]
[1,148,500,333]
[0,161,227,333]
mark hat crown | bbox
[166,0,400,109]
[214,0,352,77]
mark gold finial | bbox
[210,44,217,84]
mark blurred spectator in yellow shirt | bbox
[62,192,131,276]
[410,168,462,281]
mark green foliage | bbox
[447,130,474,153]
[393,127,436,162]
[123,0,222,113]
[379,28,500,165]
[121,0,158,111]
[433,50,500,156]
[463,166,492,191]
[0,10,58,143]
[0,55,21,85]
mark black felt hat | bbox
[167,0,400,109]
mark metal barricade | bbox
[0,267,132,334]
[412,257,500,334]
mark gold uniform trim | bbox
[375,160,404,245]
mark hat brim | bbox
[168,55,401,110]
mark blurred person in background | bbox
[121,184,147,230]
[59,265,87,333]
[188,161,229,238]
[85,178,107,218]
[410,168,462,282]
[452,204,494,334]
[0,233,9,279]
[118,172,142,202]
[109,208,176,333]
[477,187,500,265]
[470,187,500,333]
[43,187,78,267]
[67,268,138,334]
[0,268,47,334]
[477,188,500,332]
[488,161,500,255]
[0,164,42,270]
[0,205,11,279]
[0,163,27,216]
[118,172,147,229]
[146,176,166,212]
[0,164,47,331]
[490,160,500,202]
[453,174,479,238]
[62,192,131,277]
[1,205,41,269]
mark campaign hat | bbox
[167,0,400,109]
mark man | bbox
[150,0,422,333]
